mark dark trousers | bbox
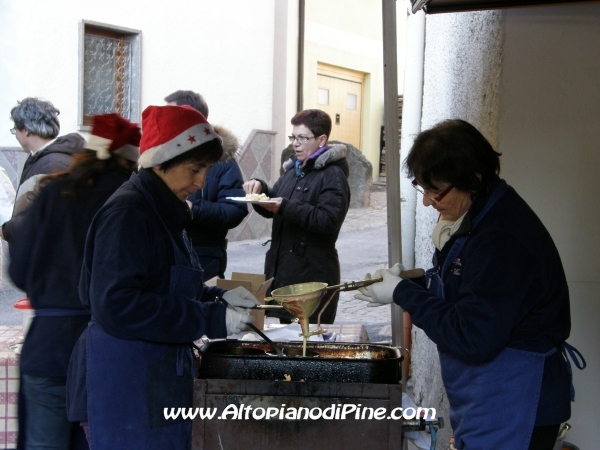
[529,424,560,450]
[20,374,75,450]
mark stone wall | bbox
[228,129,277,242]
[280,141,373,209]
[0,148,27,284]
[0,148,28,189]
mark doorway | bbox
[316,64,364,150]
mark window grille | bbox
[83,32,131,124]
[79,22,141,130]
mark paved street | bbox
[1,190,395,342]
[227,189,394,343]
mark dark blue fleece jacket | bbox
[395,180,572,426]
[77,168,227,342]
[9,167,131,377]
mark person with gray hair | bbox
[1,97,85,242]
[165,90,209,118]
[10,97,61,139]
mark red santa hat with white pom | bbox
[85,113,141,162]
[138,105,221,168]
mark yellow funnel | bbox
[270,282,327,338]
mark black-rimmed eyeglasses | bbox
[9,128,16,135]
[288,135,316,144]
[411,179,454,203]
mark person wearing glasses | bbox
[355,119,584,450]
[243,109,350,324]
[2,97,84,242]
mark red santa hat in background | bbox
[138,105,221,168]
[85,113,141,162]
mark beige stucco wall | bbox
[499,5,600,448]
[300,0,406,180]
[0,0,276,147]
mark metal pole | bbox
[297,0,305,112]
[381,0,405,384]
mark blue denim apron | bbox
[85,176,204,450]
[426,181,584,449]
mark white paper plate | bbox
[226,197,277,204]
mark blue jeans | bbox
[20,374,75,450]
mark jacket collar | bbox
[136,168,192,231]
[27,133,85,164]
[282,143,348,173]
[444,178,502,248]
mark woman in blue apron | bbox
[9,114,141,450]
[355,119,585,450]
[66,105,257,450]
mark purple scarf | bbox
[295,145,330,177]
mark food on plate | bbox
[245,193,270,201]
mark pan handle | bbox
[251,303,284,310]
[326,277,383,292]
[325,269,426,292]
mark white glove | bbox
[354,263,404,307]
[222,286,260,309]
[225,308,255,335]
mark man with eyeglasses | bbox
[243,109,350,324]
[2,98,84,242]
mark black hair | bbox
[404,119,502,199]
[291,109,332,139]
[158,138,222,172]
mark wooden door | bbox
[316,65,364,149]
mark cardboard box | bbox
[206,272,273,330]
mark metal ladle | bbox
[244,323,318,358]
[217,297,285,357]
[245,322,285,357]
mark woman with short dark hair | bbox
[244,109,350,324]
[66,105,258,449]
[356,119,584,450]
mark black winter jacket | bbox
[253,144,350,323]
[9,167,132,377]
[3,133,85,242]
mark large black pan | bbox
[198,340,404,384]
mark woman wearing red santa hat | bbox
[66,105,258,450]
[9,113,141,450]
